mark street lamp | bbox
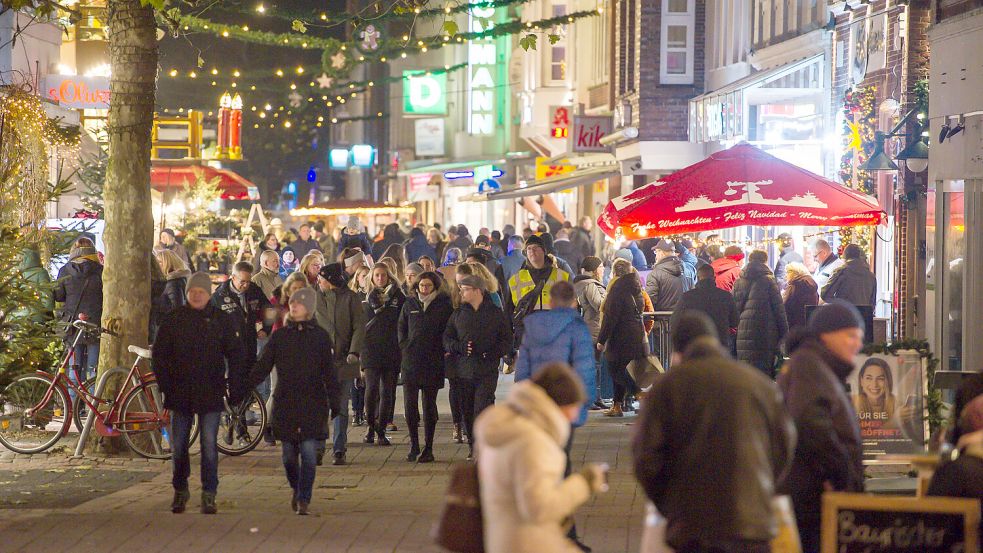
[860,131,898,171]
[895,132,929,173]
[859,108,929,173]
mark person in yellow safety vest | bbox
[506,234,571,318]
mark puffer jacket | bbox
[514,308,596,427]
[361,284,405,371]
[443,294,513,380]
[820,258,877,308]
[246,319,341,442]
[597,273,648,365]
[732,261,789,369]
[573,275,606,341]
[398,292,454,388]
[314,286,366,381]
[634,337,795,549]
[475,381,594,553]
[711,256,742,292]
[645,256,685,312]
[777,330,864,541]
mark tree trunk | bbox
[99,0,157,379]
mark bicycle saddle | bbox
[128,345,153,360]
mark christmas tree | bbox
[77,153,108,218]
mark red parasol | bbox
[150,165,260,201]
[598,143,884,240]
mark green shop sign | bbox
[404,71,447,115]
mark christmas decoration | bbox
[316,73,334,89]
[357,24,382,53]
[838,85,877,256]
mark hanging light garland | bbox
[838,85,877,256]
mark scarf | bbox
[419,290,438,311]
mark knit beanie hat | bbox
[614,248,633,263]
[405,262,425,275]
[653,239,674,252]
[186,272,213,295]
[531,362,586,407]
[458,274,486,291]
[289,287,317,316]
[525,234,546,251]
[69,245,98,260]
[319,263,347,288]
[580,256,603,273]
[671,311,718,353]
[808,299,864,336]
[346,216,361,232]
[344,251,366,268]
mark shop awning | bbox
[397,157,506,176]
[150,164,260,201]
[598,142,884,240]
[290,199,416,217]
[467,165,618,201]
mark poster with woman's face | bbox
[849,352,927,460]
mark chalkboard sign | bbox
[822,493,980,553]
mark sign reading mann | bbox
[467,1,497,135]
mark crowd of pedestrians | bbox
[43,220,983,553]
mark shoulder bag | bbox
[433,462,485,553]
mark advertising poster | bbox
[850,352,927,460]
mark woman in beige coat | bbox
[475,363,608,553]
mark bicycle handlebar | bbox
[72,319,119,337]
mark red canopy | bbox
[598,143,884,240]
[150,165,260,201]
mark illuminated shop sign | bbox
[404,71,447,115]
[467,1,497,135]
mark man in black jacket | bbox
[671,264,739,350]
[154,272,247,515]
[211,261,272,370]
[645,239,685,312]
[820,244,877,308]
[443,274,513,460]
[634,312,794,553]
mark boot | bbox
[388,422,399,432]
[418,447,435,463]
[452,423,463,444]
[171,488,190,514]
[603,404,624,418]
[406,426,420,462]
[316,449,325,466]
[296,502,309,515]
[201,492,217,514]
[263,426,276,445]
[377,425,392,446]
[363,426,376,444]
[333,451,346,466]
[353,411,365,427]
[291,491,298,512]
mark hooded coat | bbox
[645,256,685,312]
[475,381,594,553]
[398,291,454,388]
[53,258,103,343]
[732,262,789,371]
[783,274,819,330]
[820,258,877,308]
[247,319,341,442]
[573,275,606,341]
[711,256,742,292]
[777,330,864,542]
[597,273,648,366]
[405,228,438,263]
[634,337,795,549]
[514,308,596,427]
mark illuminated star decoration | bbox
[330,51,347,70]
[846,120,862,152]
[316,73,334,89]
[288,91,303,108]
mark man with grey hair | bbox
[811,239,844,293]
[253,250,284,299]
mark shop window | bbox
[545,4,568,84]
[661,0,694,84]
[942,182,965,370]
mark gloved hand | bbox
[579,463,610,494]
[346,353,359,365]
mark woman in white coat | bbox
[474,362,609,553]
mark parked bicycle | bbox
[0,320,180,458]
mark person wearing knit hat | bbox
[504,230,573,322]
[185,272,213,295]
[457,274,486,292]
[318,263,348,289]
[777,298,865,550]
[243,279,342,515]
[343,250,366,274]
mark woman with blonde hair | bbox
[783,261,819,329]
[360,263,406,445]
[380,243,408,282]
[273,272,310,333]
[347,263,371,427]
[299,253,323,287]
[348,265,371,295]
[155,249,192,316]
[455,261,502,309]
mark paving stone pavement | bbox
[0,377,647,553]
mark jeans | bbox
[351,379,365,416]
[458,374,498,446]
[364,367,398,431]
[597,355,614,401]
[448,378,463,425]
[171,410,220,494]
[68,342,99,403]
[332,378,353,454]
[404,383,439,448]
[281,439,319,504]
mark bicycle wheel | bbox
[0,374,70,454]
[72,376,96,433]
[118,381,175,460]
[217,391,267,456]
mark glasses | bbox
[418,282,435,291]
[459,285,476,294]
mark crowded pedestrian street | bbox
[0,380,645,553]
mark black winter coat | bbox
[783,274,819,330]
[338,232,373,255]
[645,256,685,311]
[443,295,512,380]
[670,278,739,348]
[732,262,789,365]
[398,292,454,388]
[152,304,247,414]
[211,280,272,366]
[361,285,405,371]
[247,320,341,442]
[597,274,648,366]
[53,260,103,343]
[777,331,864,538]
[820,258,877,308]
[160,271,191,315]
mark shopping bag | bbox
[434,462,485,552]
[629,355,664,390]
